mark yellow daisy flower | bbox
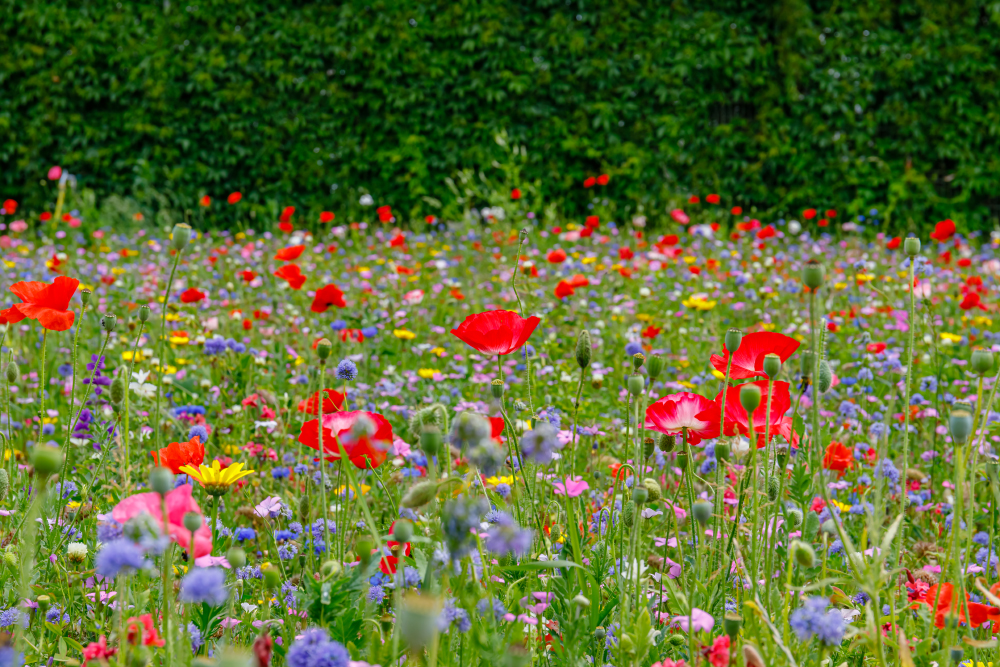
[180,460,255,496]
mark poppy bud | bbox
[321,559,342,577]
[637,439,652,462]
[401,480,439,508]
[0,469,9,502]
[786,507,803,528]
[631,354,645,372]
[419,425,442,457]
[904,236,921,257]
[646,354,664,379]
[740,383,761,415]
[36,595,51,613]
[627,373,644,396]
[594,627,607,641]
[512,399,527,412]
[399,595,440,649]
[820,519,837,536]
[658,433,675,453]
[170,223,192,252]
[791,540,816,567]
[549,524,563,542]
[182,512,203,534]
[692,500,713,525]
[667,634,685,647]
[723,612,742,640]
[299,495,309,521]
[623,500,635,527]
[491,379,504,399]
[226,547,247,569]
[80,289,92,305]
[4,361,18,385]
[110,375,125,405]
[949,645,963,664]
[715,442,730,462]
[391,519,414,543]
[763,353,781,379]
[800,350,815,378]
[724,328,743,353]
[576,330,592,369]
[675,452,689,471]
[519,228,530,243]
[642,478,662,503]
[803,511,820,536]
[767,474,780,501]
[262,565,281,590]
[138,304,150,322]
[100,314,117,333]
[972,349,995,376]
[802,260,825,290]
[150,467,173,495]
[949,402,974,444]
[632,487,648,505]
[572,594,591,608]
[31,445,63,477]
[817,360,833,393]
[776,445,790,467]
[315,338,332,361]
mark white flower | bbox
[359,194,374,206]
[130,370,156,399]
[67,542,88,563]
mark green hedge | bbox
[3,0,1000,230]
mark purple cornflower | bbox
[437,598,471,633]
[335,359,358,381]
[94,539,147,578]
[789,597,845,646]
[286,627,350,667]
[519,423,561,464]
[179,568,229,606]
[484,512,532,557]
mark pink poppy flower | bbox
[553,475,589,497]
[644,392,717,445]
[112,485,212,557]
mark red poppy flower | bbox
[339,328,365,343]
[199,196,211,207]
[688,266,701,275]
[960,292,987,311]
[297,410,394,469]
[688,195,700,204]
[825,209,837,218]
[817,218,829,227]
[280,206,295,222]
[580,228,592,238]
[731,206,742,216]
[450,310,541,356]
[756,225,776,240]
[389,233,406,248]
[583,177,596,188]
[554,281,575,299]
[377,206,393,223]
[151,435,206,474]
[298,388,346,415]
[567,274,589,288]
[179,288,205,303]
[490,416,505,442]
[802,208,816,220]
[425,215,437,224]
[958,258,971,267]
[274,264,306,290]
[585,215,600,228]
[930,219,955,242]
[660,234,679,247]
[378,520,413,574]
[619,247,634,261]
[5,276,80,331]
[450,288,465,300]
[866,342,886,354]
[125,614,166,647]
[709,331,800,380]
[645,392,717,445]
[311,284,346,312]
[40,212,52,222]
[910,583,997,629]
[3,199,17,214]
[886,236,901,250]
[274,245,305,261]
[319,211,335,223]
[695,380,792,446]
[82,636,117,664]
[547,249,567,263]
[822,441,854,476]
[706,194,720,204]
[278,222,293,233]
[227,192,242,205]
[240,270,257,282]
[641,325,661,339]
[511,188,521,200]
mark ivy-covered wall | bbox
[2,0,999,230]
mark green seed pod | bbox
[594,627,607,641]
[226,547,247,569]
[904,236,921,257]
[820,519,837,536]
[723,612,742,640]
[800,350,815,378]
[763,353,781,380]
[646,354,664,380]
[2,551,16,568]
[724,328,743,354]
[182,512,202,534]
[675,452,689,471]
[399,595,440,649]
[575,330,592,369]
[642,478,662,503]
[623,500,635,528]
[419,426,442,458]
[692,500,713,525]
[0,469,9,502]
[356,538,374,565]
[972,349,995,377]
[401,480,439,508]
[950,402,974,444]
[803,510,820,536]
[391,519,414,543]
[262,566,280,590]
[658,433,675,453]
[315,338,333,361]
[4,361,19,385]
[171,223,192,252]
[792,540,816,567]
[643,437,655,459]
[31,445,63,477]
[491,379,504,399]
[949,645,963,664]
[767,475,780,502]
[80,289,92,306]
[627,374,645,396]
[715,442,730,462]
[631,353,645,371]
[138,304,151,322]
[631,487,648,505]
[150,467,173,495]
[817,360,833,393]
[802,260,825,290]
[740,383,761,414]
[100,314,117,333]
[776,445,790,468]
[36,595,51,612]
[110,375,126,405]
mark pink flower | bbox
[645,392,717,445]
[9,220,27,233]
[671,608,715,633]
[254,496,283,518]
[652,659,687,667]
[391,437,411,458]
[707,635,730,667]
[48,166,62,180]
[552,475,589,498]
[112,484,212,557]
[670,209,690,224]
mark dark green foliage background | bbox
[2,0,999,229]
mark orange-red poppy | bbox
[151,435,206,474]
[274,245,304,261]
[4,276,80,331]
[311,284,346,312]
[180,288,205,303]
[274,264,306,290]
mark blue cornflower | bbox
[519,423,561,464]
[361,326,378,338]
[0,609,26,629]
[234,527,256,542]
[179,568,229,606]
[335,359,358,381]
[278,544,298,560]
[188,425,209,442]
[272,467,291,479]
[286,628,350,667]
[367,585,386,604]
[476,596,507,622]
[189,622,204,653]
[94,540,148,578]
[437,598,471,634]
[789,597,845,646]
[484,512,532,557]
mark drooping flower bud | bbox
[631,487,648,505]
[904,236,921,257]
[971,349,995,377]
[0,469,8,502]
[767,474,780,501]
[419,426,442,457]
[739,383,761,415]
[802,259,825,290]
[226,547,247,569]
[31,445,63,477]
[817,359,833,393]
[763,353,781,380]
[642,478,662,503]
[4,361,18,385]
[110,375,125,405]
[724,328,743,354]
[791,540,816,567]
[646,354,664,380]
[262,565,281,590]
[401,480,439,508]
[170,223,192,252]
[575,330,592,369]
[786,507,803,528]
[392,519,414,543]
[949,401,974,444]
[692,500,713,525]
[623,500,636,527]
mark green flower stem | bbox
[897,256,916,583]
[714,354,733,573]
[154,249,184,452]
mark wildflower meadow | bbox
[0,169,996,667]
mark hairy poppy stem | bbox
[154,250,184,453]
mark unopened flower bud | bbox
[658,433,675,453]
[817,359,833,393]
[571,594,591,608]
[904,236,921,257]
[262,565,281,590]
[32,445,63,477]
[972,349,995,377]
[642,478,662,503]
[740,384,761,415]
[321,559,342,577]
[4,361,19,385]
[110,375,126,405]
[949,402,974,444]
[401,480,439,508]
[631,487,648,505]
[0,469,8,502]
[419,426,442,457]
[391,519,414,543]
[575,330,592,369]
[623,500,636,527]
[101,314,117,333]
[182,512,202,533]
[786,508,804,528]
[226,547,247,569]
[315,338,332,361]
[767,475,780,501]
[763,353,781,380]
[627,374,644,396]
[802,260,825,290]
[800,350,815,378]
[631,353,645,371]
[170,223,192,252]
[149,467,174,495]
[138,304,151,323]
[724,328,743,354]
[791,540,816,567]
[491,379,504,399]
[692,500,713,525]
[646,354,664,379]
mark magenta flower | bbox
[552,475,589,498]
[671,608,715,633]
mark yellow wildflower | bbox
[180,460,256,496]
[394,329,416,340]
[417,369,439,379]
[682,296,717,311]
[940,332,962,344]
